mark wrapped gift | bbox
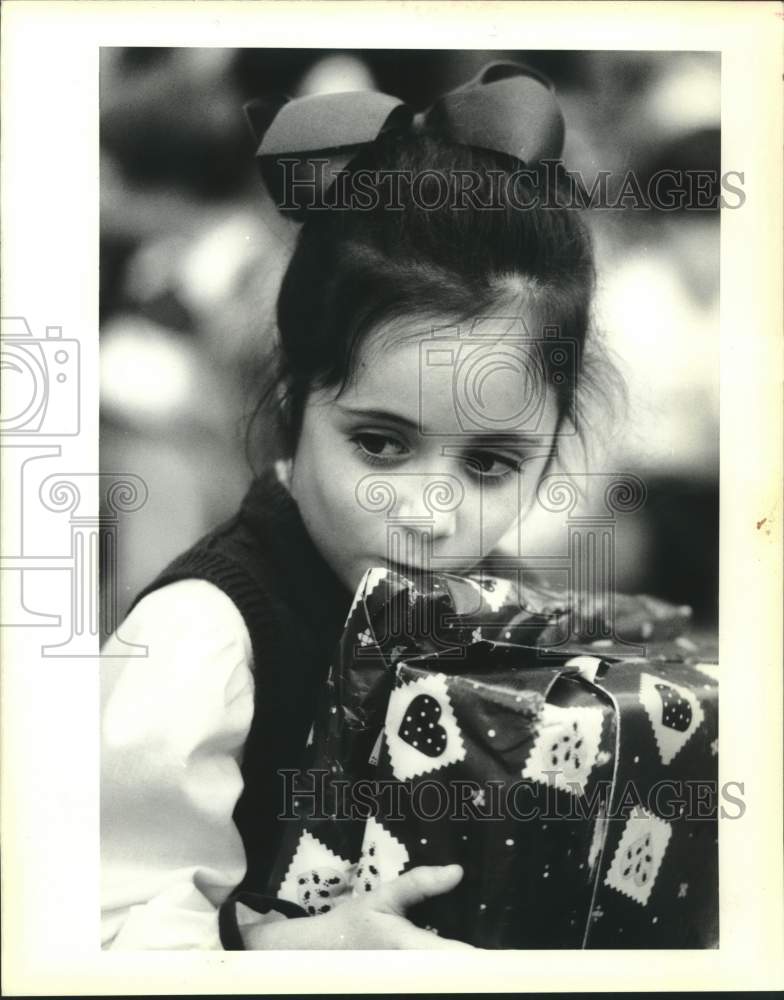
[265,567,719,948]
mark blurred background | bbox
[100,48,720,634]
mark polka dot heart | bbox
[351,817,409,897]
[277,830,353,913]
[639,671,705,765]
[398,694,447,757]
[654,682,692,731]
[604,810,672,906]
[296,868,350,915]
[521,703,604,795]
[385,673,466,780]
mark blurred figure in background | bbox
[510,52,720,626]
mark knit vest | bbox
[131,467,353,893]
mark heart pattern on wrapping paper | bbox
[384,673,466,781]
[604,810,672,906]
[639,672,704,765]
[296,867,350,915]
[620,832,655,888]
[353,840,382,894]
[521,703,604,795]
[654,683,692,732]
[547,718,586,772]
[277,829,354,913]
[398,694,448,758]
[351,817,410,898]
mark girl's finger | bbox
[376,864,464,915]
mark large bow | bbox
[244,61,565,218]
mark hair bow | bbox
[244,61,565,218]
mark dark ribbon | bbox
[218,890,307,949]
[244,61,565,217]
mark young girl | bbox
[100,63,601,950]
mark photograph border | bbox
[1,1,782,994]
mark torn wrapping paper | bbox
[264,567,719,948]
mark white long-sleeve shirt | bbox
[100,578,256,949]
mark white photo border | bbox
[1,0,782,993]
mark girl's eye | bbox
[465,452,520,481]
[352,432,409,464]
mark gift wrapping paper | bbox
[265,567,719,948]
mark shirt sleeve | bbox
[100,578,255,950]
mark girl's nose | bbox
[391,484,459,567]
[429,504,457,541]
[393,474,463,530]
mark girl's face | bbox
[289,317,559,595]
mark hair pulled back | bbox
[258,128,600,459]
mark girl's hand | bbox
[242,864,475,950]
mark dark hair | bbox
[250,128,611,464]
